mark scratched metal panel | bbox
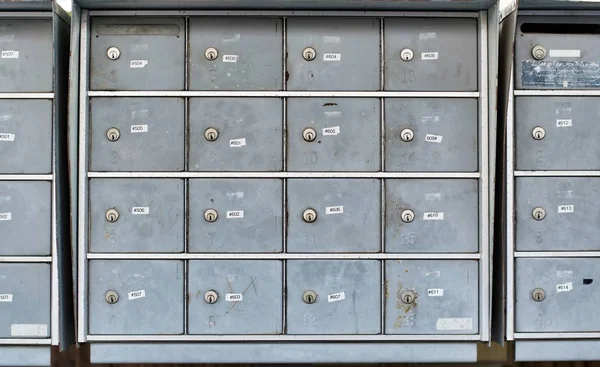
[187,260,283,334]
[189,18,283,90]
[515,177,600,251]
[286,260,381,334]
[384,18,478,92]
[384,98,478,172]
[516,258,600,332]
[188,179,283,253]
[515,97,600,170]
[287,179,380,253]
[89,179,185,253]
[189,98,283,172]
[385,179,479,253]
[516,16,600,89]
[385,260,478,334]
[0,100,52,174]
[287,98,380,171]
[90,98,185,172]
[90,17,185,90]
[0,18,52,92]
[88,260,184,335]
[286,18,380,91]
[0,181,51,256]
[0,263,51,338]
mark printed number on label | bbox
[225,293,243,302]
[226,210,244,219]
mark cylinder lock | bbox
[204,290,218,304]
[400,290,416,304]
[303,208,317,223]
[532,207,546,221]
[303,290,318,304]
[400,48,414,62]
[400,128,414,142]
[532,45,547,60]
[401,209,415,223]
[107,46,121,60]
[204,127,219,142]
[302,47,317,61]
[303,128,317,142]
[205,47,219,61]
[532,126,546,140]
[106,128,120,142]
[105,290,119,304]
[105,208,119,223]
[204,209,218,223]
[532,288,546,302]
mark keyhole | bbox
[303,290,317,304]
[106,128,120,142]
[401,291,415,304]
[205,47,219,61]
[532,288,545,302]
[401,209,414,223]
[303,128,317,142]
[400,128,414,142]
[303,47,317,61]
[204,209,218,223]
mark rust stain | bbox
[394,281,419,329]
[384,279,390,299]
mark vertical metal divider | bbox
[51,11,59,345]
[282,16,288,335]
[379,16,386,334]
[478,10,491,342]
[77,9,90,343]
[183,14,190,336]
[505,72,515,341]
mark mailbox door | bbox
[89,179,185,253]
[516,258,600,332]
[287,98,380,172]
[0,181,51,256]
[385,179,479,253]
[188,260,283,334]
[189,179,283,253]
[286,260,381,334]
[384,98,478,172]
[0,100,52,174]
[516,177,600,251]
[0,19,52,92]
[286,18,380,91]
[516,97,600,170]
[90,98,185,172]
[385,260,479,334]
[88,260,184,335]
[189,18,283,90]
[189,98,283,172]
[516,16,600,89]
[384,18,478,92]
[0,264,50,338]
[287,179,380,253]
[90,17,185,91]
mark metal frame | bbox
[75,5,498,352]
[506,8,600,344]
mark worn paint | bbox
[522,60,600,88]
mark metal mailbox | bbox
[89,178,185,253]
[384,98,478,172]
[187,260,283,334]
[188,179,283,253]
[385,260,479,334]
[0,100,53,174]
[385,179,479,253]
[88,260,184,335]
[287,98,380,171]
[90,17,185,91]
[189,18,283,90]
[90,97,185,172]
[286,260,381,334]
[506,1,600,361]
[0,2,71,365]
[73,0,503,363]
[384,18,478,92]
[189,98,283,172]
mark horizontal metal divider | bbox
[87,172,481,179]
[514,90,600,96]
[515,171,600,177]
[87,253,481,260]
[515,252,600,258]
[0,12,53,18]
[0,175,53,181]
[88,10,481,18]
[88,91,480,98]
[0,339,52,345]
[0,93,54,99]
[86,334,482,342]
[0,257,53,263]
[514,332,600,340]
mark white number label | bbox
[423,212,444,220]
[130,124,148,133]
[0,294,13,302]
[323,53,342,61]
[421,52,439,60]
[322,126,340,136]
[436,318,472,330]
[11,324,48,337]
[557,282,573,293]
[328,292,345,303]
[226,210,244,219]
[131,207,150,215]
[225,293,243,302]
[0,212,12,221]
[556,119,573,127]
[558,205,574,214]
[325,206,344,215]
[222,55,238,63]
[229,138,247,148]
[425,134,443,143]
[128,290,146,300]
[428,289,444,297]
[0,133,14,141]
[130,60,149,68]
[1,50,19,59]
